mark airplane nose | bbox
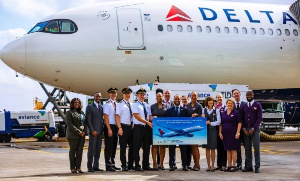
[0,37,26,73]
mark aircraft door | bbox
[117,8,144,49]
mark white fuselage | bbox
[0,0,299,97]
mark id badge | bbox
[80,126,84,130]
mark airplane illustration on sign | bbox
[155,124,204,138]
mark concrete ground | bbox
[0,132,299,181]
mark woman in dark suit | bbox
[219,98,242,172]
[66,98,87,173]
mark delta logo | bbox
[166,5,192,22]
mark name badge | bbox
[80,126,84,130]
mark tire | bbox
[0,134,3,143]
[57,123,66,137]
[44,132,53,142]
[3,134,11,143]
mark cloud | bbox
[0,0,58,19]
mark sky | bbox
[0,0,295,111]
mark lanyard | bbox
[79,113,84,126]
[109,99,116,112]
[123,99,133,120]
[138,100,147,120]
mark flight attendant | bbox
[219,98,242,172]
[103,87,120,172]
[201,96,221,171]
[115,87,134,171]
[241,90,262,173]
[186,92,202,171]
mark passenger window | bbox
[242,27,247,34]
[60,20,76,32]
[260,28,265,35]
[268,28,273,35]
[224,27,229,34]
[177,25,183,32]
[233,27,238,34]
[158,25,163,31]
[197,26,202,33]
[45,21,59,32]
[215,26,220,33]
[167,25,173,32]
[187,25,192,32]
[293,29,299,36]
[285,29,290,36]
[276,29,282,35]
[206,26,211,33]
[251,28,256,35]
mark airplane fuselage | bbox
[1,0,299,97]
[160,126,203,137]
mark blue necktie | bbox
[175,107,179,116]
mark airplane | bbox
[0,0,300,98]
[155,124,204,138]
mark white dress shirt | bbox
[132,100,151,125]
[103,99,117,125]
[115,99,132,125]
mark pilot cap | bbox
[107,87,118,93]
[136,88,146,94]
[156,88,163,95]
[122,87,132,94]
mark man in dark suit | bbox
[241,90,262,173]
[166,94,189,171]
[86,92,104,172]
[232,89,246,170]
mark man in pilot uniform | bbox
[103,87,120,171]
[115,87,134,171]
[132,88,153,171]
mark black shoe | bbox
[224,167,231,172]
[93,168,103,171]
[242,167,254,172]
[188,166,193,170]
[255,168,260,173]
[113,166,121,170]
[142,166,153,171]
[77,169,84,173]
[182,166,188,171]
[160,167,165,170]
[135,167,144,172]
[174,166,178,169]
[87,169,94,173]
[229,167,237,172]
[169,166,175,171]
[122,167,128,171]
[106,167,116,172]
[71,169,78,174]
[128,167,134,171]
[237,165,242,170]
[158,165,162,170]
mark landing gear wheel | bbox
[3,134,11,143]
[0,134,3,143]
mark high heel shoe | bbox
[206,166,211,171]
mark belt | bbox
[134,124,146,127]
[121,123,132,126]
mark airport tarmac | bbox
[0,135,299,181]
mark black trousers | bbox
[68,137,85,169]
[169,145,187,167]
[119,124,134,168]
[104,124,118,168]
[237,131,244,167]
[217,135,227,168]
[133,124,152,168]
[186,145,192,167]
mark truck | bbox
[0,110,56,143]
[259,101,285,135]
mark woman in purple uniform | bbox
[219,98,242,172]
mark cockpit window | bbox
[28,21,49,34]
[27,19,78,34]
[60,20,76,32]
[45,21,59,32]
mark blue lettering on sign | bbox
[245,10,260,23]
[18,115,40,119]
[283,12,297,24]
[223,9,240,22]
[197,7,297,25]
[199,7,217,21]
[259,11,274,24]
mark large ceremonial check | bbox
[153,117,207,145]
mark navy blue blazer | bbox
[165,106,189,117]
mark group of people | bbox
[65,87,262,174]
